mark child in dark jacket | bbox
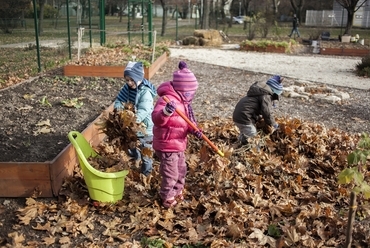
[151,61,202,208]
[114,61,157,176]
[232,75,283,145]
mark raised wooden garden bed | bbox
[0,54,168,198]
[63,52,168,79]
[320,47,370,57]
[240,45,287,53]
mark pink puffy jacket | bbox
[152,81,193,152]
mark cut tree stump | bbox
[0,54,167,197]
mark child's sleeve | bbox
[136,90,153,123]
[152,97,171,126]
[260,95,276,127]
[114,85,128,110]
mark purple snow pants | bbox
[155,151,187,201]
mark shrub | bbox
[25,4,58,19]
[355,54,370,77]
[240,40,290,49]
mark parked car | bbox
[233,16,244,24]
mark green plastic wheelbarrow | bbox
[68,131,129,203]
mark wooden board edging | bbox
[320,48,370,56]
[63,52,168,79]
[0,162,51,197]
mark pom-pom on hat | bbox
[124,61,144,85]
[171,61,198,102]
[266,75,284,95]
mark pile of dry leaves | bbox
[11,114,370,247]
[67,43,170,67]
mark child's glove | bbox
[163,100,176,116]
[114,107,123,114]
[114,101,124,112]
[193,129,203,139]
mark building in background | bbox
[306,0,370,28]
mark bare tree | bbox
[107,0,128,22]
[38,0,46,35]
[159,0,168,36]
[336,0,367,35]
[289,0,304,22]
[241,0,253,18]
[0,0,29,33]
[202,0,210,29]
[271,0,279,15]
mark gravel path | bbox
[168,47,369,90]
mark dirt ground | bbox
[0,47,370,247]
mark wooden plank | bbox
[148,53,168,79]
[0,179,52,197]
[0,163,52,197]
[321,48,370,56]
[64,65,125,78]
[0,162,49,180]
[63,52,168,79]
[49,143,78,196]
[343,49,370,56]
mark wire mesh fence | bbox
[306,10,370,28]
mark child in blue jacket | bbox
[114,61,157,176]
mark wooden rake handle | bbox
[162,96,224,157]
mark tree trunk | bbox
[161,6,167,36]
[344,9,355,35]
[38,0,46,35]
[119,6,123,22]
[344,192,356,248]
[335,0,367,35]
[202,0,210,29]
[289,0,304,23]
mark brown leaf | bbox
[8,232,25,245]
[43,236,56,246]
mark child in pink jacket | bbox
[152,61,202,208]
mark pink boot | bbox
[176,192,184,201]
[162,198,177,208]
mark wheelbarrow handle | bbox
[162,96,224,157]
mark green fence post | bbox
[99,0,105,45]
[32,0,41,72]
[141,0,144,43]
[148,0,153,46]
[88,0,92,47]
[128,1,131,44]
[176,5,178,41]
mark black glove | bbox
[193,129,203,139]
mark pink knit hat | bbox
[171,61,198,102]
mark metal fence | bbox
[305,10,370,28]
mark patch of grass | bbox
[356,54,370,77]
[39,96,52,107]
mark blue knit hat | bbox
[266,75,283,95]
[124,61,144,85]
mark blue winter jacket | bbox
[114,79,157,136]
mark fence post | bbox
[32,0,41,72]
